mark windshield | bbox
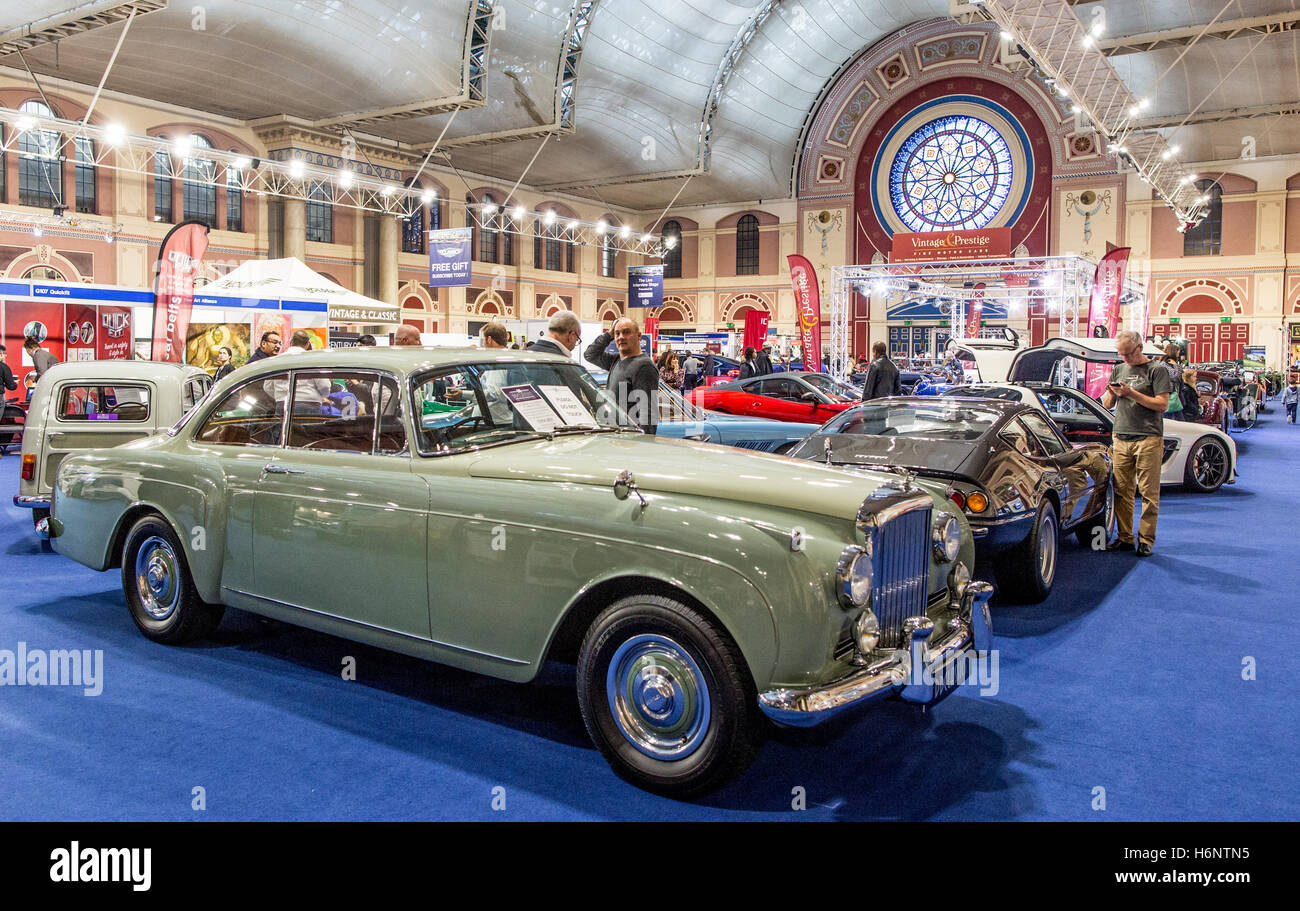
[411,361,630,453]
[800,373,859,402]
[657,381,707,422]
[823,402,1002,441]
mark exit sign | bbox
[726,322,734,329]
[904,320,912,326]
[1219,316,1231,323]
[1169,318,1180,324]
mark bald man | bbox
[584,316,659,434]
[394,325,421,346]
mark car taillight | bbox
[948,490,966,510]
[21,453,35,481]
[966,492,989,513]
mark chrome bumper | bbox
[757,581,994,727]
[13,495,51,509]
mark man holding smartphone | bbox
[1101,331,1170,557]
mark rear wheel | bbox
[121,516,224,644]
[576,594,760,798]
[995,500,1057,604]
[1183,436,1230,493]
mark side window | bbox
[57,384,150,422]
[1019,412,1068,456]
[999,418,1038,457]
[285,371,404,454]
[195,374,287,446]
[375,376,408,455]
[758,378,799,399]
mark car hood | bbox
[463,432,905,522]
[789,433,978,477]
[1009,337,1167,384]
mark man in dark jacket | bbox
[584,317,659,434]
[860,341,901,401]
[248,330,282,362]
[529,311,582,358]
[1,345,16,395]
[756,345,773,375]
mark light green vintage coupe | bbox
[47,347,992,796]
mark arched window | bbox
[23,266,66,281]
[534,213,569,271]
[226,154,244,232]
[478,193,499,263]
[402,180,425,254]
[181,135,217,226]
[306,179,332,243]
[153,150,173,222]
[74,136,96,214]
[601,232,616,278]
[736,214,759,275]
[662,220,682,279]
[18,101,63,209]
[1184,179,1222,256]
[499,206,514,266]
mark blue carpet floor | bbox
[1,411,1296,821]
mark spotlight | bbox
[288,158,305,178]
[338,169,354,189]
[1128,105,1140,117]
[32,226,42,237]
[482,202,498,215]
[420,189,435,204]
[1168,144,1180,155]
[512,205,526,220]
[619,224,631,238]
[15,116,35,132]
[640,233,653,244]
[1161,149,1172,160]
[381,185,394,197]
[105,232,114,244]
[1082,35,1093,47]
[567,220,579,232]
[543,210,555,225]
[664,236,677,249]
[1071,104,1082,114]
[1000,30,1014,41]
[52,204,68,218]
[174,135,193,158]
[596,219,608,233]
[104,122,125,145]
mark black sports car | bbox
[787,397,1113,604]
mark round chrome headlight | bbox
[932,514,962,563]
[948,560,971,599]
[836,544,873,607]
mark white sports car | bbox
[942,337,1237,493]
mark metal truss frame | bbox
[970,0,1205,225]
[313,0,495,130]
[0,0,166,56]
[1097,10,1300,56]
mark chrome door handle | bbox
[262,464,305,475]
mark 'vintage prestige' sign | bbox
[891,228,1012,263]
[787,254,823,372]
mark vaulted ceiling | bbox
[4,0,1297,211]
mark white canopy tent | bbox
[200,258,401,325]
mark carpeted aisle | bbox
[0,411,1296,821]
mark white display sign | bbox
[540,385,596,426]
[501,385,560,432]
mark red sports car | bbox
[686,371,859,424]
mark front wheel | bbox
[995,500,1058,604]
[577,595,760,798]
[1183,436,1230,493]
[121,516,224,644]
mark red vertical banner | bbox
[787,254,823,372]
[152,221,210,363]
[965,282,985,338]
[97,306,133,360]
[65,305,98,362]
[742,310,770,352]
[1085,247,1130,398]
[643,316,660,355]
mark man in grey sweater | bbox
[584,317,660,434]
[24,336,58,381]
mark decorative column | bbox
[379,215,399,305]
[284,198,306,261]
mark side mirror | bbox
[613,469,648,509]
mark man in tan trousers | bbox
[1101,331,1170,557]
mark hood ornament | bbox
[613,469,648,510]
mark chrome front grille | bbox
[871,502,932,649]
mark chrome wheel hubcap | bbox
[1038,514,1057,586]
[606,634,710,760]
[135,536,180,621]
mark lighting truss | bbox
[467,202,665,258]
[0,105,425,218]
[829,256,1149,379]
[0,0,167,57]
[972,0,1206,225]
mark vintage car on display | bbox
[14,361,214,533]
[787,398,1111,603]
[44,347,992,797]
[687,370,860,424]
[653,380,819,454]
[943,337,1237,493]
[1184,368,1236,434]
